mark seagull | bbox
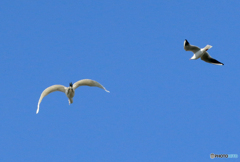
[184,39,224,65]
[36,79,110,114]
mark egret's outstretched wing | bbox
[201,52,224,65]
[73,79,110,93]
[184,39,200,53]
[37,85,66,114]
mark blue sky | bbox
[0,0,239,161]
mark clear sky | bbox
[0,0,239,161]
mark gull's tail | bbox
[203,45,212,51]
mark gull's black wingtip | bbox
[184,39,189,46]
[209,58,224,66]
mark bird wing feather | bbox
[201,52,224,65]
[184,44,200,53]
[73,79,110,93]
[184,40,200,53]
[36,85,66,114]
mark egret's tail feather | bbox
[69,98,73,105]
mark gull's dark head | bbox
[69,82,73,87]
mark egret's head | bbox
[69,82,73,87]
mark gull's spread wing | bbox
[184,39,200,53]
[201,52,224,65]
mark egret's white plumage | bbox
[184,39,224,65]
[36,79,109,114]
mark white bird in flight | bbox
[36,79,110,114]
[184,39,224,65]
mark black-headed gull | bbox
[184,39,224,65]
[36,79,110,114]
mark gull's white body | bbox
[36,79,110,114]
[189,45,212,60]
[184,39,224,65]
